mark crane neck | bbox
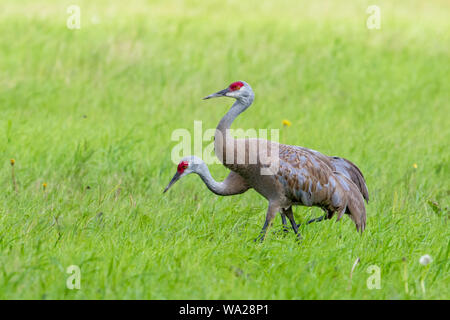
[215,97,254,165]
[216,98,253,133]
[195,162,228,196]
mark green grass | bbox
[0,0,449,299]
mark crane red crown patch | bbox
[229,81,244,91]
[177,161,189,173]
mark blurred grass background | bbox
[0,0,448,299]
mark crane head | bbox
[203,81,253,102]
[163,156,203,193]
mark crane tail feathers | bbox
[331,157,369,204]
[346,192,366,233]
[342,176,367,233]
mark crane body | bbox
[164,81,368,241]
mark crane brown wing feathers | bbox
[330,157,369,203]
[278,144,369,203]
[334,172,366,232]
[277,144,335,205]
[277,144,366,232]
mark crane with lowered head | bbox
[164,81,368,241]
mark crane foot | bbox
[254,232,266,243]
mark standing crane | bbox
[164,81,368,241]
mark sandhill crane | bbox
[163,156,326,230]
[164,155,249,196]
[165,81,368,241]
[163,156,363,234]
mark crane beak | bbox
[202,88,229,100]
[163,172,181,193]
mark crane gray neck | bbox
[214,90,254,166]
[216,94,254,135]
[194,161,227,195]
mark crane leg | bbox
[284,207,302,241]
[296,215,325,227]
[307,215,325,224]
[296,209,331,227]
[280,213,289,233]
[255,203,279,242]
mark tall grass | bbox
[0,0,448,299]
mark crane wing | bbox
[329,157,369,203]
[277,144,334,205]
[278,143,369,204]
[333,172,367,232]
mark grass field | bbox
[0,0,449,299]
